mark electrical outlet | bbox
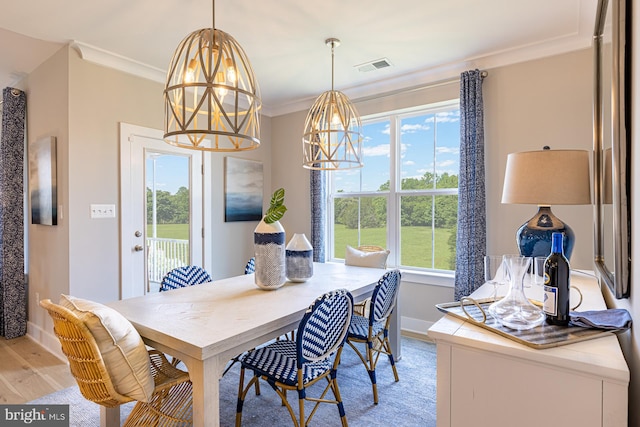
[35,292,39,304]
[90,204,116,219]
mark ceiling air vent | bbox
[356,58,392,72]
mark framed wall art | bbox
[29,136,57,225]
[224,157,263,222]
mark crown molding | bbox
[69,30,591,119]
[70,41,165,84]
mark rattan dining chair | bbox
[159,265,212,292]
[40,298,192,426]
[235,289,354,427]
[346,269,401,404]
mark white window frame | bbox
[327,99,459,284]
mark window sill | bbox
[400,269,454,287]
[326,261,454,288]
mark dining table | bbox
[105,262,399,427]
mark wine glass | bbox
[484,255,509,301]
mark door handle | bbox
[134,245,144,252]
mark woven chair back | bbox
[160,265,211,291]
[369,269,402,324]
[297,289,353,364]
[39,299,132,407]
[244,257,256,274]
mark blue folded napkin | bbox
[569,308,632,330]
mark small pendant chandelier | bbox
[302,38,363,170]
[164,0,261,151]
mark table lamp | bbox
[501,147,592,260]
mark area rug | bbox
[29,337,436,426]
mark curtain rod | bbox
[354,70,488,104]
[0,88,22,105]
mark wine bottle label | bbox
[543,285,558,316]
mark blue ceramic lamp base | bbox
[516,206,575,260]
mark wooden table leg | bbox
[100,405,120,427]
[184,356,221,427]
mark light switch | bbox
[90,204,116,219]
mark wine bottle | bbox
[543,232,571,326]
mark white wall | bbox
[24,46,70,341]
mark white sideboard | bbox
[428,270,629,427]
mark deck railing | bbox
[147,237,189,284]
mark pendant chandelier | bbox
[163,0,261,151]
[302,38,363,170]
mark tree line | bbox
[334,171,459,270]
[146,187,189,224]
[334,171,459,229]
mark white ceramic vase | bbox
[253,219,286,290]
[285,233,313,282]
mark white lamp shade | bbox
[501,149,592,205]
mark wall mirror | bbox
[593,0,631,298]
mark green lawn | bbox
[147,224,189,240]
[333,224,455,270]
[149,223,456,270]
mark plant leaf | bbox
[264,205,287,224]
[269,188,285,210]
[264,188,287,224]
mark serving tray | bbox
[436,298,625,349]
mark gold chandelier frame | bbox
[163,1,261,151]
[302,38,363,170]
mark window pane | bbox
[333,119,390,193]
[434,110,460,189]
[399,195,457,269]
[399,113,435,190]
[333,196,387,258]
[434,194,458,270]
[328,102,460,272]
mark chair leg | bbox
[383,335,400,382]
[235,367,246,427]
[366,341,379,404]
[298,391,305,427]
[329,370,348,427]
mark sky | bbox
[333,107,461,193]
[145,152,189,194]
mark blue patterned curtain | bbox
[0,87,27,338]
[310,169,326,262]
[454,70,486,301]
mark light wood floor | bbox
[0,335,75,404]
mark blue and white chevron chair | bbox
[244,257,256,274]
[235,289,354,427]
[346,269,401,404]
[159,265,211,292]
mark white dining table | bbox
[105,262,398,427]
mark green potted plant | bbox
[253,188,287,290]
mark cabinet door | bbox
[450,346,602,427]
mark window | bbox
[328,100,460,273]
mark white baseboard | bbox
[28,320,67,362]
[401,316,434,340]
